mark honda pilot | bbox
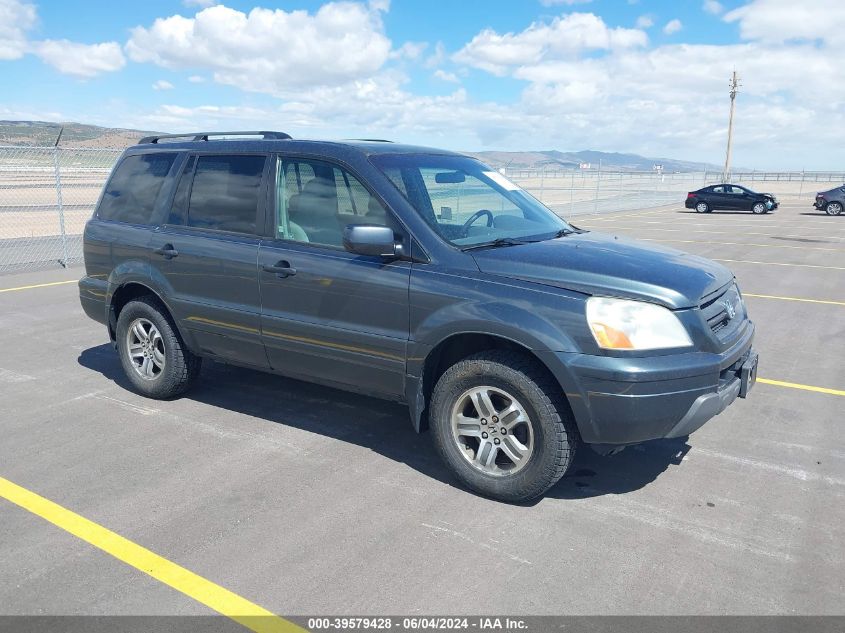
[79,131,758,502]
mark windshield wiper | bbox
[461,237,531,252]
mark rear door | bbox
[707,185,729,209]
[149,153,270,369]
[257,156,411,398]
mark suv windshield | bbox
[370,154,572,248]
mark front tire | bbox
[826,201,843,216]
[752,202,767,214]
[430,350,577,502]
[116,296,201,399]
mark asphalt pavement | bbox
[0,201,843,619]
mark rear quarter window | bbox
[97,153,177,224]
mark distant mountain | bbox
[468,149,723,173]
[0,121,158,148]
[1,120,723,172]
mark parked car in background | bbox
[685,184,778,214]
[79,131,758,503]
[814,185,845,215]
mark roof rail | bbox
[138,131,292,144]
[350,138,393,143]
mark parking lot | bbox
[1,200,843,624]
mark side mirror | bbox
[343,224,397,258]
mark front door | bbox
[149,153,270,369]
[258,156,411,398]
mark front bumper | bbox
[815,199,826,210]
[538,320,756,446]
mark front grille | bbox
[700,284,743,340]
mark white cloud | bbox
[663,19,683,35]
[424,41,447,69]
[390,41,427,61]
[152,79,174,90]
[636,15,654,29]
[0,0,36,60]
[539,0,592,6]
[454,13,648,75]
[188,75,205,83]
[183,0,218,7]
[444,6,845,169]
[34,40,126,77]
[724,0,845,44]
[126,3,392,94]
[433,69,459,83]
[703,1,723,15]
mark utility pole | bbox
[722,71,740,182]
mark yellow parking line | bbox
[0,280,77,293]
[758,379,845,397]
[0,476,303,633]
[639,238,845,252]
[744,293,845,306]
[602,226,845,241]
[713,258,845,271]
[639,220,845,232]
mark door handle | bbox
[262,260,297,278]
[154,244,179,259]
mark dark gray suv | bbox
[79,131,758,502]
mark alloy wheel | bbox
[125,318,165,380]
[450,386,535,476]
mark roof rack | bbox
[138,131,292,144]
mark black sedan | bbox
[685,184,778,214]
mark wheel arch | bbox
[107,281,197,354]
[407,331,573,433]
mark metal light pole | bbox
[722,71,740,183]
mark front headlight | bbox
[586,297,693,351]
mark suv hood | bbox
[470,231,733,309]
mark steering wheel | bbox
[461,209,494,237]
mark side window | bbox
[275,158,390,247]
[167,155,196,225]
[97,153,177,224]
[712,186,724,193]
[187,155,266,234]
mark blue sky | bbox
[1,0,843,169]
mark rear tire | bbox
[115,296,201,399]
[826,201,843,216]
[429,350,577,502]
[695,201,709,213]
[752,202,767,214]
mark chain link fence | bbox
[0,146,120,273]
[503,167,843,219]
[2,145,841,273]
